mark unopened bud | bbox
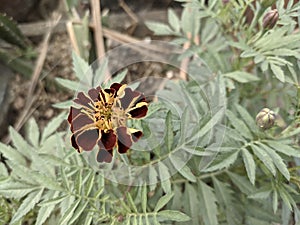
[263,9,279,29]
[222,0,230,4]
[256,108,276,130]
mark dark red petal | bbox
[120,88,140,109]
[132,130,143,142]
[71,114,94,132]
[76,129,99,151]
[71,134,80,152]
[97,149,113,163]
[116,127,133,154]
[98,130,117,150]
[110,83,122,93]
[129,105,148,118]
[74,92,92,108]
[68,107,81,124]
[88,88,100,101]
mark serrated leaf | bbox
[168,9,180,33]
[27,118,40,148]
[223,71,260,83]
[270,63,285,82]
[59,199,81,225]
[38,154,70,167]
[226,110,252,140]
[53,100,73,109]
[241,148,256,185]
[126,193,138,213]
[158,162,171,193]
[105,69,127,88]
[203,151,239,172]
[235,104,258,133]
[0,181,39,199]
[154,193,174,212]
[93,58,108,86]
[249,189,271,199]
[265,141,300,157]
[157,210,190,222]
[141,184,147,213]
[165,111,173,152]
[148,165,158,192]
[41,112,67,143]
[169,154,196,182]
[145,21,174,35]
[55,78,80,91]
[68,200,89,224]
[212,177,233,207]
[72,52,90,81]
[227,172,255,195]
[85,171,95,196]
[10,189,43,224]
[259,143,290,180]
[38,194,68,207]
[0,143,26,166]
[35,191,59,225]
[198,181,218,225]
[186,183,200,225]
[273,189,278,213]
[9,126,35,158]
[251,144,276,176]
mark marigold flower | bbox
[68,83,148,163]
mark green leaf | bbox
[165,111,174,152]
[93,58,108,86]
[145,21,174,35]
[241,148,256,185]
[38,194,68,207]
[168,9,180,33]
[212,177,233,207]
[53,100,73,109]
[249,189,272,199]
[273,189,278,213]
[84,171,95,196]
[126,193,138,213]
[105,69,127,88]
[198,181,219,225]
[265,141,300,157]
[35,191,59,225]
[251,144,276,176]
[270,63,285,82]
[27,118,40,148]
[55,78,80,91]
[185,183,200,225]
[203,151,239,172]
[158,162,171,193]
[9,126,35,158]
[259,143,290,180]
[0,143,26,166]
[141,184,147,213]
[154,193,174,212]
[0,181,39,199]
[148,165,158,192]
[157,210,190,222]
[169,154,196,182]
[226,110,252,140]
[41,112,67,143]
[72,51,90,81]
[235,104,258,133]
[68,200,89,224]
[227,172,255,195]
[223,71,260,83]
[10,189,43,224]
[58,199,81,225]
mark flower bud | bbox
[263,9,279,29]
[222,0,230,4]
[256,108,276,130]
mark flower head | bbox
[67,83,148,163]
